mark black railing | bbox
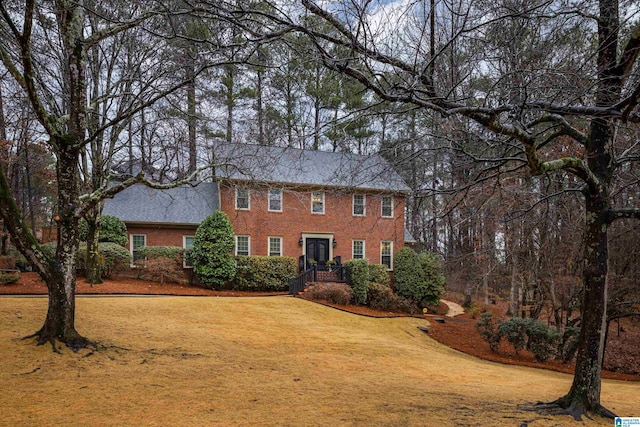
[288,264,349,295]
[288,267,317,295]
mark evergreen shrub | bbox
[232,256,297,291]
[191,211,236,289]
[79,215,128,246]
[368,263,390,287]
[345,258,369,304]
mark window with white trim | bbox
[353,194,365,216]
[268,237,282,256]
[381,196,393,218]
[311,191,325,214]
[131,234,146,264]
[269,188,282,212]
[381,240,393,270]
[183,236,195,268]
[352,240,365,259]
[235,235,250,256]
[236,188,250,210]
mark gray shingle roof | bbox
[213,143,410,193]
[102,182,218,225]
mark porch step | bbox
[316,271,339,282]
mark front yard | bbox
[0,295,637,426]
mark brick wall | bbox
[219,182,406,268]
[125,225,197,250]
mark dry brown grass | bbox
[0,296,637,426]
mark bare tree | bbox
[0,1,221,349]
[214,0,640,419]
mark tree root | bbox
[520,398,617,421]
[22,329,96,353]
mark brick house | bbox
[104,143,411,271]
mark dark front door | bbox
[306,238,330,269]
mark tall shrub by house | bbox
[191,210,236,288]
[417,251,445,306]
[394,246,445,307]
[345,258,369,304]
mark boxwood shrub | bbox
[42,242,130,278]
[231,256,297,291]
[368,263,390,287]
[344,258,369,305]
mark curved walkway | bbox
[441,299,464,317]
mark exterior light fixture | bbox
[299,238,303,246]
[332,238,337,248]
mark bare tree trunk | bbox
[186,56,197,174]
[0,83,7,256]
[84,207,102,285]
[550,187,612,418]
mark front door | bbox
[306,238,330,269]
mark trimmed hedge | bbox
[231,256,297,291]
[344,258,369,305]
[138,246,184,261]
[394,247,445,307]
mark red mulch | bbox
[2,273,638,382]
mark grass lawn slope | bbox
[1,296,637,426]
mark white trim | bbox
[381,196,394,218]
[352,194,366,216]
[268,188,283,212]
[183,235,195,268]
[235,187,250,210]
[130,234,146,267]
[352,239,365,259]
[311,191,325,214]
[268,236,283,256]
[380,240,393,270]
[235,235,251,256]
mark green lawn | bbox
[0,296,637,426]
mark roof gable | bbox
[213,143,410,193]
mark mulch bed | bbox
[2,272,638,382]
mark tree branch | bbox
[607,208,640,222]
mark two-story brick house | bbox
[103,143,411,271]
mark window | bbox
[269,188,282,212]
[235,235,250,256]
[311,191,325,214]
[131,234,146,264]
[183,236,195,268]
[236,188,250,210]
[268,237,282,256]
[353,194,366,216]
[381,196,393,218]
[381,241,393,270]
[352,240,365,259]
